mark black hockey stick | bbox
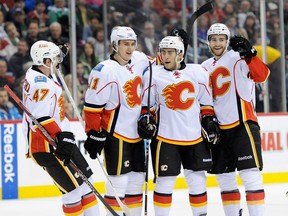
[144,61,153,216]
[186,1,214,45]
[4,85,119,216]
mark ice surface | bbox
[0,184,287,215]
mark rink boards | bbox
[0,113,288,200]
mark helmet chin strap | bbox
[174,54,183,70]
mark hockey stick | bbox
[4,84,119,216]
[186,1,214,49]
[144,61,153,216]
[55,69,131,216]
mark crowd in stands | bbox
[0,0,287,120]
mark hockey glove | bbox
[137,113,157,139]
[229,35,257,59]
[55,131,76,166]
[201,115,220,148]
[84,130,106,159]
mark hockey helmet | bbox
[206,23,230,42]
[30,40,61,66]
[110,26,137,47]
[159,36,184,54]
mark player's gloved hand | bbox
[201,115,220,148]
[229,35,257,59]
[84,130,106,159]
[170,28,189,54]
[137,113,157,139]
[55,131,76,166]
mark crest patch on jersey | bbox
[34,75,47,83]
[94,64,104,72]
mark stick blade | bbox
[187,1,214,37]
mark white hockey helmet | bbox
[30,40,61,66]
[110,26,137,47]
[206,23,230,42]
[159,36,184,54]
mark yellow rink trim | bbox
[0,172,288,200]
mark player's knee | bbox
[154,176,176,194]
[79,177,94,196]
[239,168,263,191]
[216,172,238,191]
[184,170,206,194]
[126,172,145,194]
[105,174,129,197]
[62,186,82,205]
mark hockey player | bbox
[201,23,270,216]
[22,40,100,216]
[140,35,220,216]
[83,26,156,216]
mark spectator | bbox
[76,61,88,90]
[47,21,68,44]
[13,8,28,38]
[47,0,68,24]
[0,58,14,87]
[197,15,210,41]
[83,14,102,41]
[47,21,69,74]
[237,0,253,28]
[9,0,25,19]
[24,0,53,13]
[76,0,96,43]
[3,22,20,60]
[223,1,237,17]
[27,0,49,38]
[138,20,162,57]
[0,10,7,37]
[8,38,31,79]
[0,87,22,120]
[243,12,258,45]
[225,15,238,37]
[25,19,45,49]
[79,41,99,77]
[267,13,281,50]
[0,33,10,60]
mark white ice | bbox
[0,184,287,215]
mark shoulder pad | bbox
[93,63,104,72]
[34,75,47,83]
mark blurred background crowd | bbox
[0,0,287,120]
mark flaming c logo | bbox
[123,76,142,108]
[210,67,231,99]
[162,82,195,110]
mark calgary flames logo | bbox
[162,82,195,110]
[123,76,142,108]
[210,67,231,99]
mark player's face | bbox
[160,48,178,70]
[117,40,136,61]
[209,35,227,59]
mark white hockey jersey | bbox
[22,66,70,155]
[142,63,215,145]
[84,51,150,142]
[201,50,270,129]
